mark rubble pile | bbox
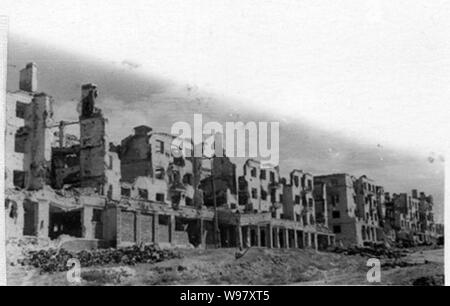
[6,237,55,266]
[331,245,408,259]
[412,275,444,286]
[381,259,421,269]
[20,245,181,273]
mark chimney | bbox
[19,62,37,92]
[134,125,152,136]
[80,83,98,118]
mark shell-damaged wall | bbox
[79,83,106,188]
[5,63,54,191]
[119,129,204,208]
[77,84,121,200]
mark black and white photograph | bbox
[0,0,447,289]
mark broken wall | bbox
[51,146,81,188]
[119,130,152,182]
[79,116,106,186]
[5,93,31,189]
[26,94,54,190]
[4,91,44,189]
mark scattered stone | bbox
[20,245,181,273]
[412,275,444,286]
[331,245,407,259]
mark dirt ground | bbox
[6,246,444,286]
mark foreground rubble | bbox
[6,246,444,286]
[330,244,409,259]
[19,245,181,273]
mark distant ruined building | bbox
[4,63,443,250]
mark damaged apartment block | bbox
[115,125,215,248]
[4,63,444,251]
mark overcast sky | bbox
[3,0,447,221]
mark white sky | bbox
[3,0,450,155]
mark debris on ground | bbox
[234,247,250,259]
[381,260,421,269]
[331,244,408,259]
[6,237,55,266]
[19,245,181,273]
[81,267,135,285]
[7,244,444,286]
[411,274,444,286]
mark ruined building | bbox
[216,161,335,250]
[51,83,121,199]
[5,64,110,243]
[115,126,216,248]
[4,63,442,250]
[418,191,435,243]
[199,156,238,210]
[384,191,423,244]
[353,175,383,244]
[313,180,328,227]
[314,174,378,246]
[5,63,54,191]
[238,159,283,216]
[282,170,315,226]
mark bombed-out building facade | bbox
[4,63,443,250]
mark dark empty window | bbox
[295,195,301,204]
[270,189,276,202]
[332,211,340,219]
[250,167,257,177]
[13,170,26,189]
[155,140,164,153]
[260,169,266,179]
[158,215,169,225]
[121,187,131,197]
[251,188,258,199]
[333,225,342,233]
[14,128,28,153]
[261,188,267,200]
[108,155,113,170]
[183,173,193,185]
[16,101,27,119]
[156,193,165,202]
[92,209,103,222]
[138,188,148,200]
[185,197,193,206]
[270,171,275,182]
[175,218,185,231]
[293,176,299,187]
[331,194,339,206]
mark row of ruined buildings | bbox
[4,63,444,251]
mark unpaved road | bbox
[292,248,444,285]
[407,248,443,264]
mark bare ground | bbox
[6,247,444,286]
